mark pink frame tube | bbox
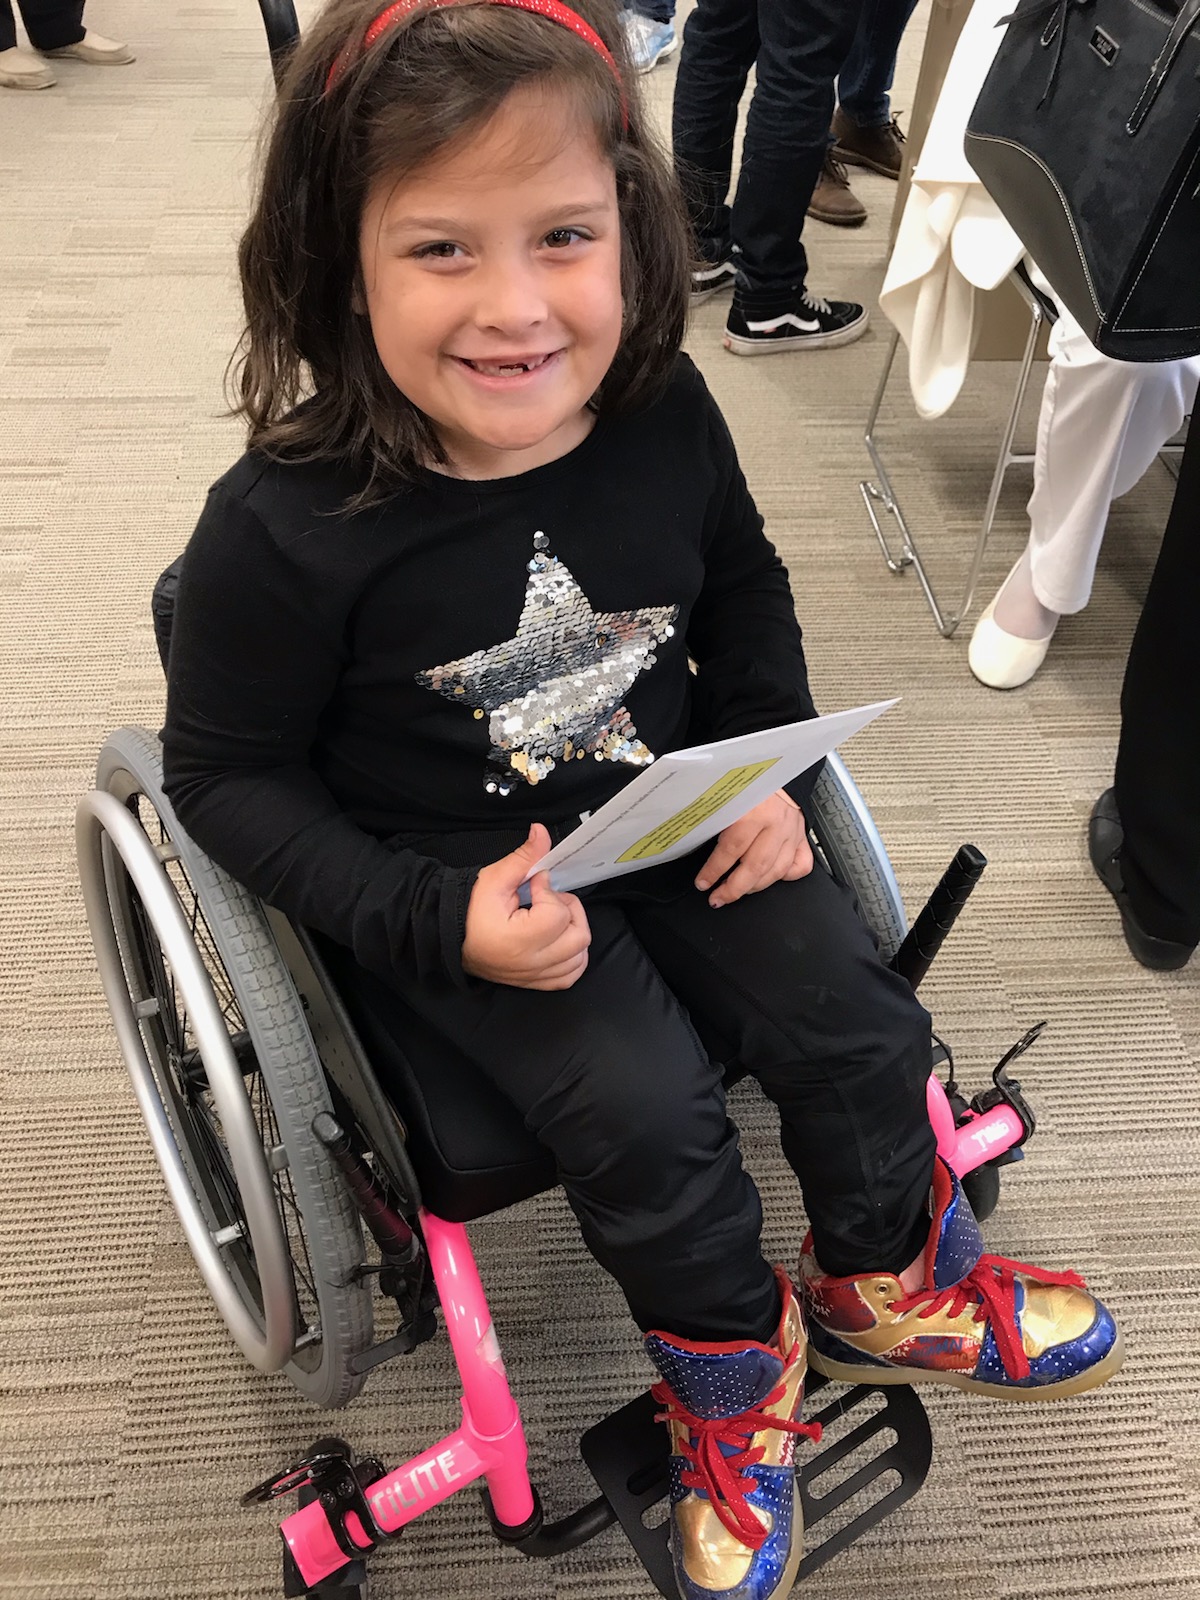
[926,1075,1025,1178]
[281,1209,536,1590]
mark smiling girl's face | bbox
[358,82,624,481]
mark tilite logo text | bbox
[969,1121,1009,1152]
[370,1450,463,1518]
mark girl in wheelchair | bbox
[160,2,1123,1596]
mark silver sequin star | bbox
[416,533,678,794]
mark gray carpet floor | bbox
[2,3,1199,1597]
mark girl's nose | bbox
[474,258,549,332]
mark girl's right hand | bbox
[462,824,591,990]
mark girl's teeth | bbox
[468,355,549,376]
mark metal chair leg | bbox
[860,329,915,577]
[858,288,1047,639]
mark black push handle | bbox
[257,0,301,86]
[888,844,988,993]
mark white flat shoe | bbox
[45,31,135,64]
[0,45,56,87]
[968,564,1058,690]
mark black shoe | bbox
[723,289,868,355]
[1088,789,1196,971]
[690,256,737,305]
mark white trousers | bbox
[1027,304,1200,614]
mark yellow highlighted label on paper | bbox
[616,760,780,863]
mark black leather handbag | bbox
[965,0,1200,361]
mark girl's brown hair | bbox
[233,0,692,501]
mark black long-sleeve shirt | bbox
[162,354,819,987]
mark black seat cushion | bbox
[315,937,557,1223]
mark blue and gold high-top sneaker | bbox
[800,1160,1123,1399]
[645,1269,820,1600]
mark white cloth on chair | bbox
[879,0,1200,618]
[877,0,1020,421]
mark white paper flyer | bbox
[523,699,896,894]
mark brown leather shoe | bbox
[806,153,867,228]
[831,106,906,180]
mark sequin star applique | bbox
[416,532,678,794]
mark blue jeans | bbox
[836,0,919,129]
[672,0,864,303]
[627,0,675,24]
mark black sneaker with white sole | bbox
[724,289,868,354]
[690,257,737,305]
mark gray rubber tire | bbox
[96,725,373,1409]
[806,754,908,964]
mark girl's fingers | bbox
[528,950,590,989]
[709,829,779,905]
[535,912,591,968]
[523,887,587,942]
[695,828,750,892]
[785,836,815,879]
[710,822,806,905]
[772,834,802,885]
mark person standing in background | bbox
[966,306,1198,691]
[672,0,868,355]
[807,0,917,227]
[1089,423,1200,973]
[0,0,132,88]
[619,0,677,73]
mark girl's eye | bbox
[412,241,462,261]
[544,227,588,249]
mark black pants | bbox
[347,853,935,1344]
[0,0,85,51]
[1114,422,1200,947]
[671,0,863,305]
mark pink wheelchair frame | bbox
[266,1209,545,1587]
[249,848,1042,1597]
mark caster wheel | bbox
[961,1162,1001,1222]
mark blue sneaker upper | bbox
[803,1161,1123,1395]
[645,1277,818,1600]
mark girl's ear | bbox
[351,270,368,316]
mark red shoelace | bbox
[651,1348,822,1549]
[889,1254,1086,1381]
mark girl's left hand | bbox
[695,789,814,908]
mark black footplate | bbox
[579,1374,932,1598]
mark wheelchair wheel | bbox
[806,751,907,964]
[77,726,373,1408]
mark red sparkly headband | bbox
[324,0,628,126]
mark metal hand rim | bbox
[75,788,297,1371]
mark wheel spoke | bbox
[253,1075,320,1314]
[142,859,323,1338]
